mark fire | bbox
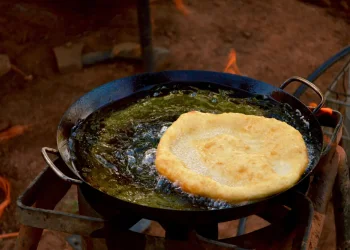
[224,49,241,75]
[173,0,190,16]
[0,176,19,239]
[0,125,30,142]
[0,126,28,239]
[309,102,333,115]
[0,176,10,218]
[150,0,189,34]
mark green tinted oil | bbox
[70,87,310,210]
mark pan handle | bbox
[280,76,325,114]
[41,147,83,184]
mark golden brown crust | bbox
[155,111,309,203]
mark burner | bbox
[14,140,348,249]
[13,42,350,250]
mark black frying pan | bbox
[42,70,341,225]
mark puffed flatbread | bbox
[155,111,308,203]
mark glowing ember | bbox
[224,49,241,75]
[0,176,19,239]
[173,0,190,16]
[309,102,317,107]
[150,0,189,34]
[0,176,10,218]
[0,125,30,142]
[309,102,333,115]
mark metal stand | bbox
[14,144,347,250]
[293,45,350,157]
[292,45,350,248]
[293,45,350,98]
[333,147,350,250]
[137,0,154,72]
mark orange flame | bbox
[309,102,333,115]
[150,0,189,34]
[0,176,19,239]
[0,176,10,218]
[224,49,241,75]
[173,0,190,16]
[0,125,30,142]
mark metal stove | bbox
[12,19,350,249]
[14,45,350,250]
[13,108,348,249]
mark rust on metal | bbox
[333,146,349,250]
[15,163,105,250]
[15,163,72,250]
[308,143,340,213]
[14,141,346,249]
[16,165,105,235]
[308,211,325,250]
[307,144,342,250]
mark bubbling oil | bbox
[171,127,237,186]
[70,87,316,210]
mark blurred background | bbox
[0,0,349,249]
